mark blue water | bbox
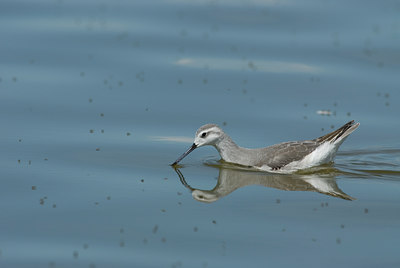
[1,0,400,267]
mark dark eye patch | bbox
[201,132,207,138]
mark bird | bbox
[171,120,360,173]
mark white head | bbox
[193,124,223,147]
[171,124,224,165]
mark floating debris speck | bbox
[152,225,158,234]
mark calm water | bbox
[1,0,400,267]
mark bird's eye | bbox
[201,132,207,138]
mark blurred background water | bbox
[1,0,400,267]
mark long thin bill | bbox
[171,143,197,166]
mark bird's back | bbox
[256,120,360,172]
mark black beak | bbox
[171,143,197,166]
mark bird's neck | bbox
[215,134,250,164]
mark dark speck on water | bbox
[152,225,158,234]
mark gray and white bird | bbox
[171,120,360,173]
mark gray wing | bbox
[258,141,320,170]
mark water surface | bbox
[1,0,400,267]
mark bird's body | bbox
[172,120,360,173]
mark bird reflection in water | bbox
[173,163,354,203]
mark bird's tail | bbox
[315,120,360,144]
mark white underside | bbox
[259,142,340,174]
